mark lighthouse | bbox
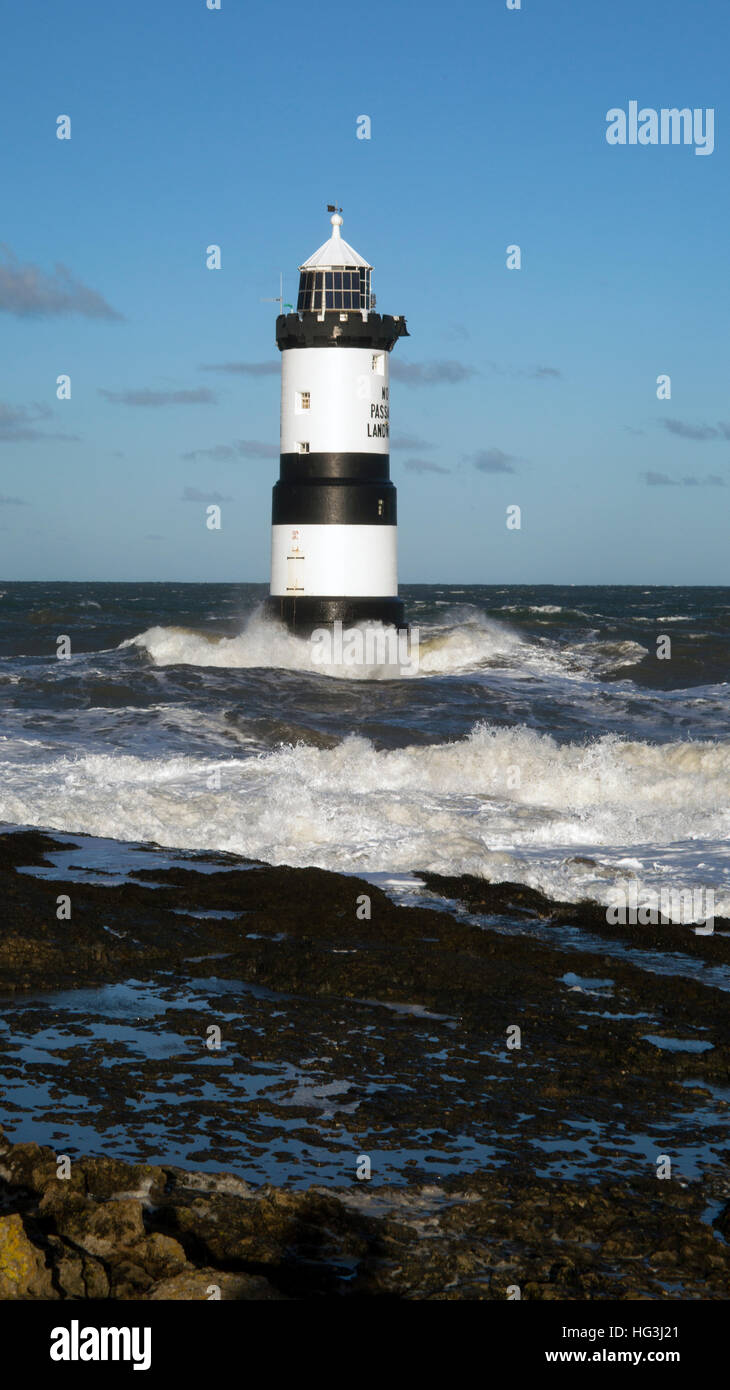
[266,211,408,632]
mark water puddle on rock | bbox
[0,971,726,1192]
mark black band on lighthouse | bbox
[265,594,406,632]
[280,452,392,483]
[273,479,397,526]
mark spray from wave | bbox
[121,607,639,682]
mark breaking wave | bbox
[122,608,644,681]
[2,724,728,911]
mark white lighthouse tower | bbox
[266,211,408,631]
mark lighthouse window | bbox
[297,441,310,454]
[297,271,324,312]
[295,391,310,412]
[372,353,385,375]
[320,269,363,310]
[295,271,309,312]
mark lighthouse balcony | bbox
[276,311,408,353]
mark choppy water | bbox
[0,582,728,911]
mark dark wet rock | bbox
[148,1269,283,1300]
[1,832,728,1040]
[0,830,69,872]
[46,1235,110,1299]
[420,870,730,957]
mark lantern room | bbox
[296,213,373,314]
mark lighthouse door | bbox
[286,530,305,592]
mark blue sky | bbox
[1,0,728,584]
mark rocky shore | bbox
[1,826,729,1299]
[1,1131,729,1300]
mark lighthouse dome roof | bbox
[299,213,372,270]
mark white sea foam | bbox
[501,603,566,615]
[122,617,415,679]
[122,615,526,679]
[121,608,622,681]
[2,724,728,912]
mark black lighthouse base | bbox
[265,595,406,635]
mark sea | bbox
[0,581,728,913]
[1,580,729,1189]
